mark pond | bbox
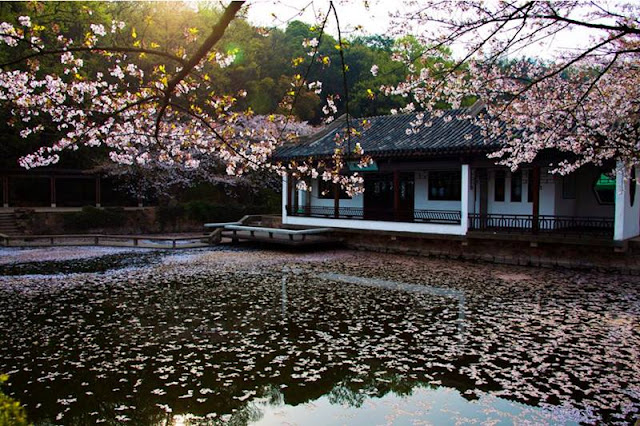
[0,247,638,425]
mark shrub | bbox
[155,204,185,232]
[0,375,29,426]
[63,206,127,231]
[184,201,244,223]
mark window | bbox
[510,171,522,202]
[428,171,461,201]
[318,179,351,200]
[494,171,505,202]
[593,172,615,205]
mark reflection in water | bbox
[251,385,582,426]
[0,250,637,425]
[281,269,288,319]
[318,272,466,336]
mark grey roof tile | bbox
[275,108,501,160]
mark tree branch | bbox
[154,1,244,140]
[0,45,187,68]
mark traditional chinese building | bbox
[275,107,640,246]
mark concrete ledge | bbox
[342,231,640,275]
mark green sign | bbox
[348,161,378,172]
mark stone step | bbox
[0,212,18,235]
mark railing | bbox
[286,206,461,225]
[468,213,614,236]
[0,233,213,248]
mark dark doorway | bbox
[364,173,414,221]
[397,172,415,221]
[56,178,96,207]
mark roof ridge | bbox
[356,105,477,121]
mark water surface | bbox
[0,248,637,424]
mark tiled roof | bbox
[275,107,501,160]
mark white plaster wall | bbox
[460,164,470,233]
[614,163,640,241]
[555,176,584,216]
[283,167,470,236]
[553,167,618,219]
[466,170,476,215]
[486,169,555,215]
[414,172,462,211]
[308,179,363,208]
[574,166,616,218]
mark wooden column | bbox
[95,176,101,207]
[286,173,293,216]
[532,165,540,234]
[50,176,56,207]
[305,180,311,215]
[478,169,488,229]
[334,183,340,219]
[393,170,400,221]
[2,176,8,208]
[293,180,299,214]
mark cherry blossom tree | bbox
[0,1,424,198]
[0,3,325,186]
[0,1,375,196]
[385,1,640,174]
[7,1,635,197]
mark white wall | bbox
[460,164,470,233]
[309,179,363,208]
[553,175,577,217]
[553,167,616,218]
[573,166,616,218]
[486,169,555,215]
[614,162,640,241]
[414,172,462,211]
[283,165,469,236]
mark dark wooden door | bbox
[396,172,415,221]
[364,173,393,220]
[363,173,414,221]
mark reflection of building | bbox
[318,272,465,336]
[276,108,640,244]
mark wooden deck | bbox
[220,225,340,247]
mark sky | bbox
[243,0,601,60]
[245,0,397,38]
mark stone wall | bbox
[340,230,640,275]
[13,208,206,235]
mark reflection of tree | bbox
[1,263,637,425]
[326,373,429,408]
[327,382,366,407]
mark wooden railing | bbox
[468,213,614,236]
[0,233,213,248]
[286,206,461,224]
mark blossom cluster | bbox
[0,13,351,193]
[384,1,640,174]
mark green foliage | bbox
[63,206,127,231]
[155,204,184,232]
[156,198,277,230]
[0,375,29,426]
[184,200,245,223]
